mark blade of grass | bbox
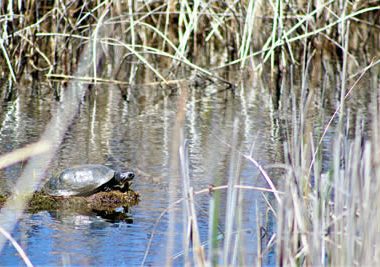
[0,38,17,82]
[0,226,33,267]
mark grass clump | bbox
[277,115,379,265]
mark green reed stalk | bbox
[239,0,256,68]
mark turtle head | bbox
[115,170,135,184]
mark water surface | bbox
[0,77,348,265]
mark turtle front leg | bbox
[103,185,112,192]
[118,182,130,193]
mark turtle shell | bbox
[44,164,116,197]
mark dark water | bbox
[0,78,338,265]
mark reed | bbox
[0,1,378,96]
[274,35,380,265]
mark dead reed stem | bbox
[0,226,33,267]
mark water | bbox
[0,76,353,265]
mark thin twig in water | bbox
[0,226,33,267]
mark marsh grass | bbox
[277,106,380,265]
[0,1,379,93]
[0,0,380,266]
[163,63,380,266]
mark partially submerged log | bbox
[0,190,140,214]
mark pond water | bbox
[0,79,282,265]
[0,72,366,265]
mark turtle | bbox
[43,164,135,197]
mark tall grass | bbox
[277,93,380,265]
[164,61,380,266]
[0,1,379,93]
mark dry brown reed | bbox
[0,1,378,95]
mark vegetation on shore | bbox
[0,0,380,266]
[1,1,379,95]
